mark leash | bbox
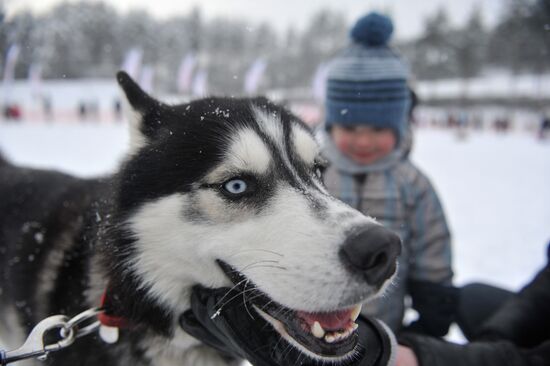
[0,308,103,365]
[0,290,128,365]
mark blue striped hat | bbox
[325,12,411,140]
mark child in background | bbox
[320,12,456,336]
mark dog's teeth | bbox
[350,304,362,321]
[322,326,358,344]
[352,323,359,330]
[339,331,348,340]
[311,321,325,338]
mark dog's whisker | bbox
[270,335,284,354]
[242,280,256,320]
[294,351,306,366]
[214,287,257,313]
[245,292,271,306]
[245,270,349,284]
[223,260,281,274]
[258,299,275,315]
[228,249,284,258]
[277,341,291,360]
[280,342,296,363]
[269,304,295,321]
[216,286,256,309]
[241,260,282,272]
[242,264,287,272]
[213,278,249,308]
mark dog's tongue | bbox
[296,308,354,331]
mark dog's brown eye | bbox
[223,179,248,195]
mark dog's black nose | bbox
[339,226,402,287]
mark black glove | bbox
[179,285,396,366]
[405,280,458,337]
[399,332,544,366]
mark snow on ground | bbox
[0,122,129,177]
[1,121,548,292]
[411,129,550,291]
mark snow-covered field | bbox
[1,121,548,292]
[412,129,550,290]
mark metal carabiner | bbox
[1,315,75,365]
[60,307,102,339]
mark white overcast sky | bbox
[4,0,504,41]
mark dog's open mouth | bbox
[217,260,362,361]
[253,302,361,358]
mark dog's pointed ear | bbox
[117,71,156,113]
[117,71,163,151]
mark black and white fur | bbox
[0,72,399,366]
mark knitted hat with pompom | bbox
[325,12,411,141]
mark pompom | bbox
[350,12,394,46]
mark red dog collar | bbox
[98,290,131,328]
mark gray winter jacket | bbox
[319,129,454,333]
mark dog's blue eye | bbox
[313,160,328,179]
[224,179,248,195]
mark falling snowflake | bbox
[34,232,44,244]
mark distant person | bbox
[447,113,458,129]
[494,117,510,133]
[320,12,456,337]
[455,111,469,140]
[113,99,122,121]
[3,105,10,120]
[78,101,87,120]
[42,96,53,121]
[539,115,550,140]
[4,104,22,121]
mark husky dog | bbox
[0,72,401,366]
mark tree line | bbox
[0,0,548,94]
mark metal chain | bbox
[60,308,103,339]
[0,308,103,365]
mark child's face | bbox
[331,125,396,165]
